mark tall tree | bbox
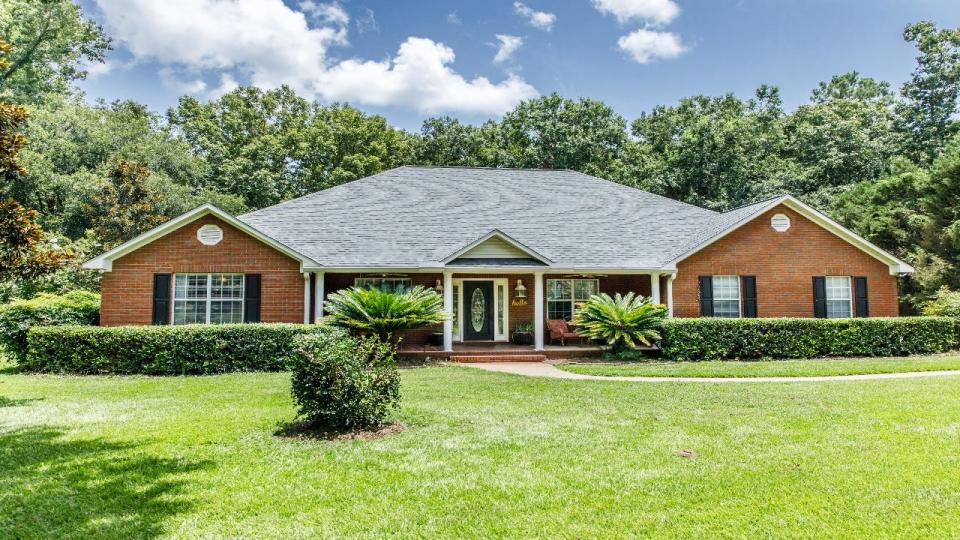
[82,159,167,249]
[630,86,791,210]
[0,0,111,103]
[0,37,69,280]
[498,93,630,180]
[414,116,501,167]
[783,72,896,197]
[895,21,960,163]
[169,86,412,209]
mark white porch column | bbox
[666,274,676,318]
[303,273,311,323]
[650,273,661,304]
[442,271,454,352]
[534,272,545,351]
[313,271,324,322]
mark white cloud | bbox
[493,34,524,64]
[513,2,555,31]
[209,73,240,98]
[617,29,685,63]
[355,8,378,34]
[298,1,349,26]
[447,12,462,25]
[592,0,679,25]
[93,0,537,115]
[158,67,208,94]
[318,37,537,114]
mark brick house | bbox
[84,166,913,352]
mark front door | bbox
[462,280,494,341]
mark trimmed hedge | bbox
[0,291,100,361]
[25,323,330,375]
[659,317,960,361]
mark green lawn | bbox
[558,353,960,378]
[2,366,960,538]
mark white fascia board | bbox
[439,229,553,265]
[83,204,319,272]
[669,195,914,275]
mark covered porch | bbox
[305,268,673,354]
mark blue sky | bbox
[77,0,960,131]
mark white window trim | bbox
[172,273,245,325]
[546,278,600,321]
[825,275,854,319]
[452,278,509,342]
[711,275,742,319]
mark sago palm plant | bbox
[323,285,448,342]
[571,292,667,351]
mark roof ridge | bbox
[565,170,721,215]
[721,194,788,214]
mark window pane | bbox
[547,279,571,301]
[175,274,208,299]
[712,276,740,317]
[714,300,740,318]
[211,274,243,299]
[173,300,206,325]
[497,284,504,335]
[548,300,572,321]
[452,285,460,337]
[573,279,598,300]
[210,300,243,324]
[825,277,852,318]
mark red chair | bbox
[547,319,582,346]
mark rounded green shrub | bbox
[290,328,400,429]
[0,291,100,361]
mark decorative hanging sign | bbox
[510,298,528,307]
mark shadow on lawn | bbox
[0,427,212,539]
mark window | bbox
[452,284,460,338]
[354,277,412,292]
[547,279,599,320]
[173,274,244,325]
[712,276,741,318]
[825,276,852,318]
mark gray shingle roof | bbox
[238,166,726,269]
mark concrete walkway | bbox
[459,361,960,383]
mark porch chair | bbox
[547,319,583,346]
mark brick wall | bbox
[673,204,900,318]
[100,215,305,326]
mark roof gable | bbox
[441,229,552,265]
[668,195,914,275]
[83,204,319,271]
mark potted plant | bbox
[512,321,535,345]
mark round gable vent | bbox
[771,213,791,232]
[197,224,223,245]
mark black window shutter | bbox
[742,276,758,318]
[308,273,317,324]
[244,274,261,323]
[152,273,171,325]
[699,276,714,317]
[812,276,827,318]
[854,276,869,317]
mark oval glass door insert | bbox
[470,287,486,333]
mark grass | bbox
[2,366,960,537]
[558,353,960,378]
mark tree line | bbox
[1,0,959,312]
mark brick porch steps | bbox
[448,354,547,363]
